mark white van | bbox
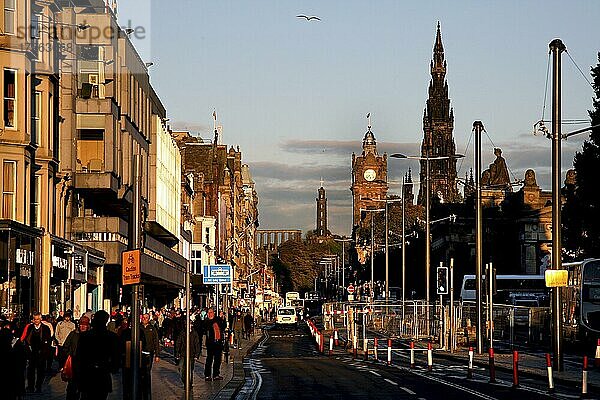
[276,306,298,329]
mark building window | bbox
[191,250,203,275]
[205,227,210,244]
[32,91,41,145]
[4,0,15,35]
[4,69,16,128]
[2,161,16,219]
[33,175,41,227]
[77,129,105,171]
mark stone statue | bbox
[524,169,536,187]
[488,148,510,187]
[565,169,576,186]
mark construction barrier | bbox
[546,353,554,393]
[512,350,519,388]
[488,348,496,383]
[582,356,589,398]
[427,342,433,372]
[467,347,474,379]
[329,336,333,356]
[595,339,600,368]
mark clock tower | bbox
[351,119,388,228]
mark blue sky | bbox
[117,0,599,235]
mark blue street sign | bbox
[203,264,232,284]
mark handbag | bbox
[61,355,73,382]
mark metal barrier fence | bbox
[323,300,551,349]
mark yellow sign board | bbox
[122,249,141,285]
[545,269,568,287]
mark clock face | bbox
[363,169,376,182]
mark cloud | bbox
[248,161,350,182]
[170,120,211,134]
[280,139,421,157]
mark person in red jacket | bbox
[20,312,52,393]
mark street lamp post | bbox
[391,153,464,305]
[363,198,403,302]
[360,208,385,302]
[334,237,352,297]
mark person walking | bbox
[243,311,253,339]
[175,323,201,387]
[21,312,52,393]
[140,313,160,400]
[74,311,120,400]
[202,308,224,381]
[232,310,243,349]
[1,319,26,400]
[55,311,76,369]
[63,315,90,400]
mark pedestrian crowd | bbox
[0,305,268,399]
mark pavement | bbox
[29,329,264,400]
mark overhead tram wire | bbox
[457,128,474,176]
[565,50,595,91]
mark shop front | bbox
[0,221,42,318]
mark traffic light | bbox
[436,266,449,295]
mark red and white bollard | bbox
[595,339,600,368]
[364,338,369,361]
[545,353,554,393]
[512,350,519,388]
[410,341,415,369]
[353,335,358,359]
[488,348,496,383]
[334,329,339,347]
[427,342,433,372]
[467,347,474,379]
[329,335,334,356]
[320,332,324,353]
[582,356,589,398]
[387,339,392,366]
[374,338,379,361]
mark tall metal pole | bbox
[371,214,374,302]
[341,240,345,291]
[185,260,191,399]
[473,121,484,354]
[131,154,141,400]
[402,176,406,315]
[550,38,565,371]
[385,199,389,303]
[425,155,430,305]
[449,257,454,353]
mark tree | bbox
[563,51,600,258]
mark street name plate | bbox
[203,264,233,284]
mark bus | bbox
[562,258,600,342]
[460,274,548,304]
[285,291,300,307]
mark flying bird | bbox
[296,15,321,21]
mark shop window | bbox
[4,69,16,128]
[2,161,15,219]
